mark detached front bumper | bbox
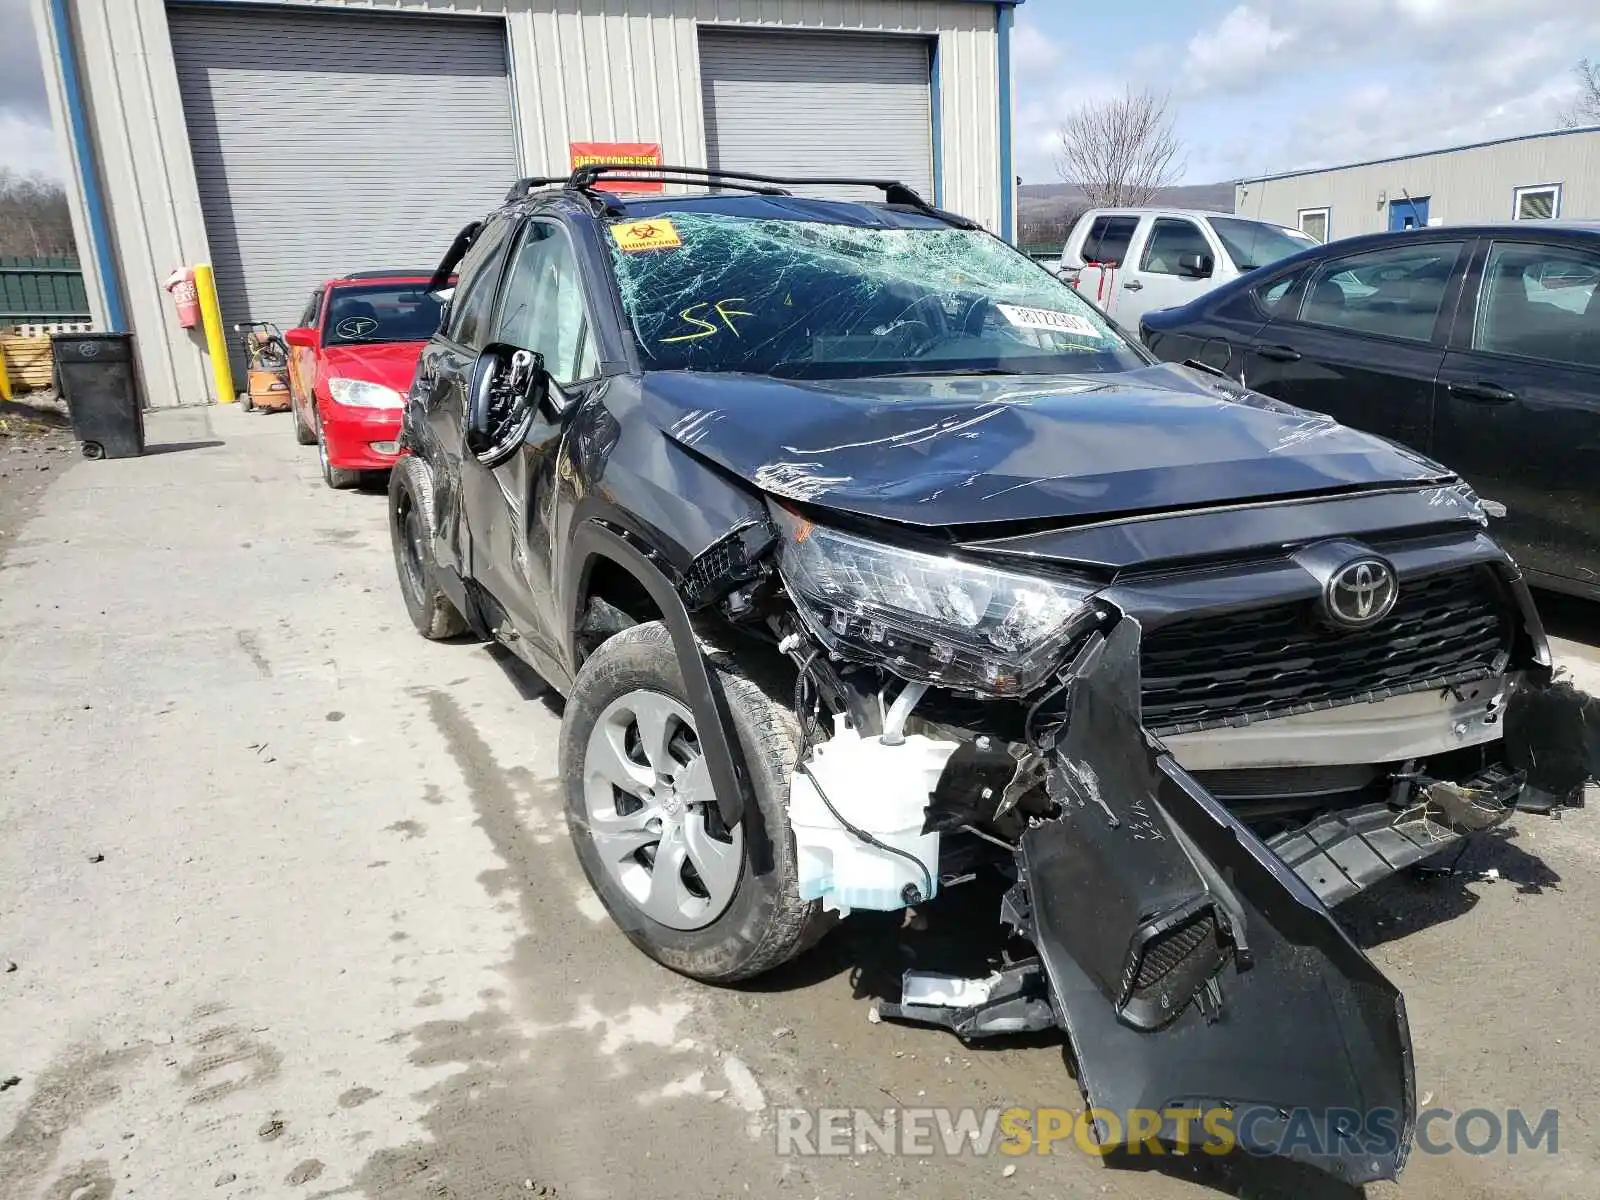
[320,401,402,470]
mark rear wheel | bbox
[317,412,360,490]
[388,455,467,640]
[560,621,828,982]
[293,397,316,445]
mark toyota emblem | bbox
[1324,558,1399,629]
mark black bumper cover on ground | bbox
[1020,619,1416,1184]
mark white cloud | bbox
[0,112,62,180]
[1182,6,1294,95]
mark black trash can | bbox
[52,331,144,460]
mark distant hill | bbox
[1017,181,1237,252]
[1019,181,1236,214]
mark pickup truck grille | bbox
[1140,567,1512,735]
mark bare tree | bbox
[1560,58,1600,128]
[1054,87,1185,209]
[0,170,77,258]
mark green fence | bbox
[0,256,90,324]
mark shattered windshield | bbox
[607,212,1144,379]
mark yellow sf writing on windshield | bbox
[661,299,753,343]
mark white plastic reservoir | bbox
[787,717,958,916]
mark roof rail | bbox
[503,176,568,203]
[565,163,979,228]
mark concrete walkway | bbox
[1,404,1597,1200]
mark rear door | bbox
[1432,236,1600,594]
[1068,214,1140,314]
[1242,236,1469,451]
[416,215,516,575]
[1117,216,1220,324]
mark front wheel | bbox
[560,621,828,982]
[317,413,360,489]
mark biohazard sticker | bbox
[611,219,683,252]
[995,303,1099,337]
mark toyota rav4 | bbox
[389,165,1598,1185]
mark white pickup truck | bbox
[1058,207,1316,328]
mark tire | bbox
[81,441,104,460]
[388,455,468,639]
[560,621,829,983]
[240,393,254,413]
[293,398,316,445]
[317,413,360,489]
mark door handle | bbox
[1122,279,1144,291]
[1447,380,1517,404]
[1255,344,1302,363]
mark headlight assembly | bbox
[328,378,403,409]
[771,503,1097,695]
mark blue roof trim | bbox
[1239,124,1600,186]
[49,0,124,332]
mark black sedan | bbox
[1141,222,1600,599]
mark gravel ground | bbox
[1,403,1597,1200]
[0,391,74,554]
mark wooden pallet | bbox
[0,331,57,392]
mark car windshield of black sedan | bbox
[323,284,444,346]
[607,212,1143,379]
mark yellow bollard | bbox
[192,262,236,403]
[0,340,12,402]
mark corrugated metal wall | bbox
[0,257,90,322]
[46,0,1004,408]
[1236,129,1600,240]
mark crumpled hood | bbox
[320,341,426,396]
[646,364,1449,527]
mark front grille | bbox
[1131,911,1220,994]
[1141,567,1512,734]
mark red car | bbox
[285,272,446,488]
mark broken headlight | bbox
[771,504,1096,695]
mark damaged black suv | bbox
[390,165,1597,1184]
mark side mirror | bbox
[1177,252,1214,280]
[284,326,318,348]
[466,342,549,467]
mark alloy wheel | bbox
[581,690,743,930]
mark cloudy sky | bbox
[1,0,1596,185]
[0,0,60,178]
[1017,0,1599,185]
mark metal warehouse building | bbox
[27,0,1020,408]
[1235,125,1600,244]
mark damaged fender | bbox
[1022,617,1414,1184]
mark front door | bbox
[1389,196,1430,231]
[469,218,600,661]
[1432,237,1600,595]
[1243,238,1467,450]
[1117,216,1220,324]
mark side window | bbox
[445,217,513,349]
[1253,268,1304,314]
[1140,219,1212,276]
[1473,241,1600,369]
[493,221,597,386]
[1081,215,1139,266]
[1296,241,1464,342]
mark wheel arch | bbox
[566,518,753,831]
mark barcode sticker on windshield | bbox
[996,304,1099,337]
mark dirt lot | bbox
[1,404,1597,1200]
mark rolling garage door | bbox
[168,6,517,367]
[700,30,933,201]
